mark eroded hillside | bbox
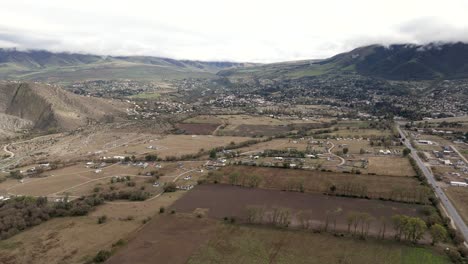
[0,82,128,136]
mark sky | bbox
[1,0,468,63]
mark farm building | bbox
[418,140,434,145]
[450,181,468,187]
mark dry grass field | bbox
[105,214,448,264]
[0,191,187,264]
[367,157,416,177]
[1,160,205,198]
[188,224,449,264]
[217,166,423,201]
[172,184,424,234]
[106,135,251,158]
[445,187,468,225]
[328,128,391,137]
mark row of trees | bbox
[211,169,431,204]
[207,171,262,188]
[242,205,447,245]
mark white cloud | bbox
[1,0,468,62]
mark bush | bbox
[98,215,107,224]
[163,182,177,192]
[93,250,112,263]
[159,206,165,214]
[446,249,463,264]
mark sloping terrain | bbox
[219,42,468,81]
[0,49,252,83]
[0,81,127,133]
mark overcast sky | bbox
[1,0,468,63]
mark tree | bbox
[229,172,240,185]
[346,212,356,233]
[145,154,158,161]
[406,217,426,243]
[9,170,23,179]
[343,148,349,155]
[430,224,447,245]
[209,149,217,159]
[163,182,177,192]
[98,215,107,224]
[403,148,411,156]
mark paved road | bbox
[397,125,468,244]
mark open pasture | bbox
[106,135,251,158]
[1,161,204,198]
[445,187,468,225]
[367,157,416,177]
[216,166,426,202]
[0,191,187,264]
[106,214,448,264]
[175,123,219,135]
[172,184,425,235]
[188,223,449,264]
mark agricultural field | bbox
[174,123,220,135]
[106,214,449,264]
[218,124,291,137]
[327,127,392,137]
[189,224,449,264]
[367,157,416,177]
[215,166,428,203]
[445,187,468,225]
[171,184,425,235]
[183,115,328,137]
[106,134,252,159]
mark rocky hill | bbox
[0,81,128,136]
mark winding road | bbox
[397,125,468,245]
[327,141,346,166]
[3,144,14,159]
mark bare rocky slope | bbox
[0,81,127,134]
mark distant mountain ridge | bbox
[219,42,468,81]
[0,48,254,83]
[324,42,468,80]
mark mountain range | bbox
[1,42,468,83]
[0,49,252,83]
[219,42,468,81]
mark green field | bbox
[188,224,449,264]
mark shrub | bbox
[93,250,111,263]
[163,182,177,192]
[98,215,107,224]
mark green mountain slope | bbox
[219,42,468,81]
[0,49,252,83]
